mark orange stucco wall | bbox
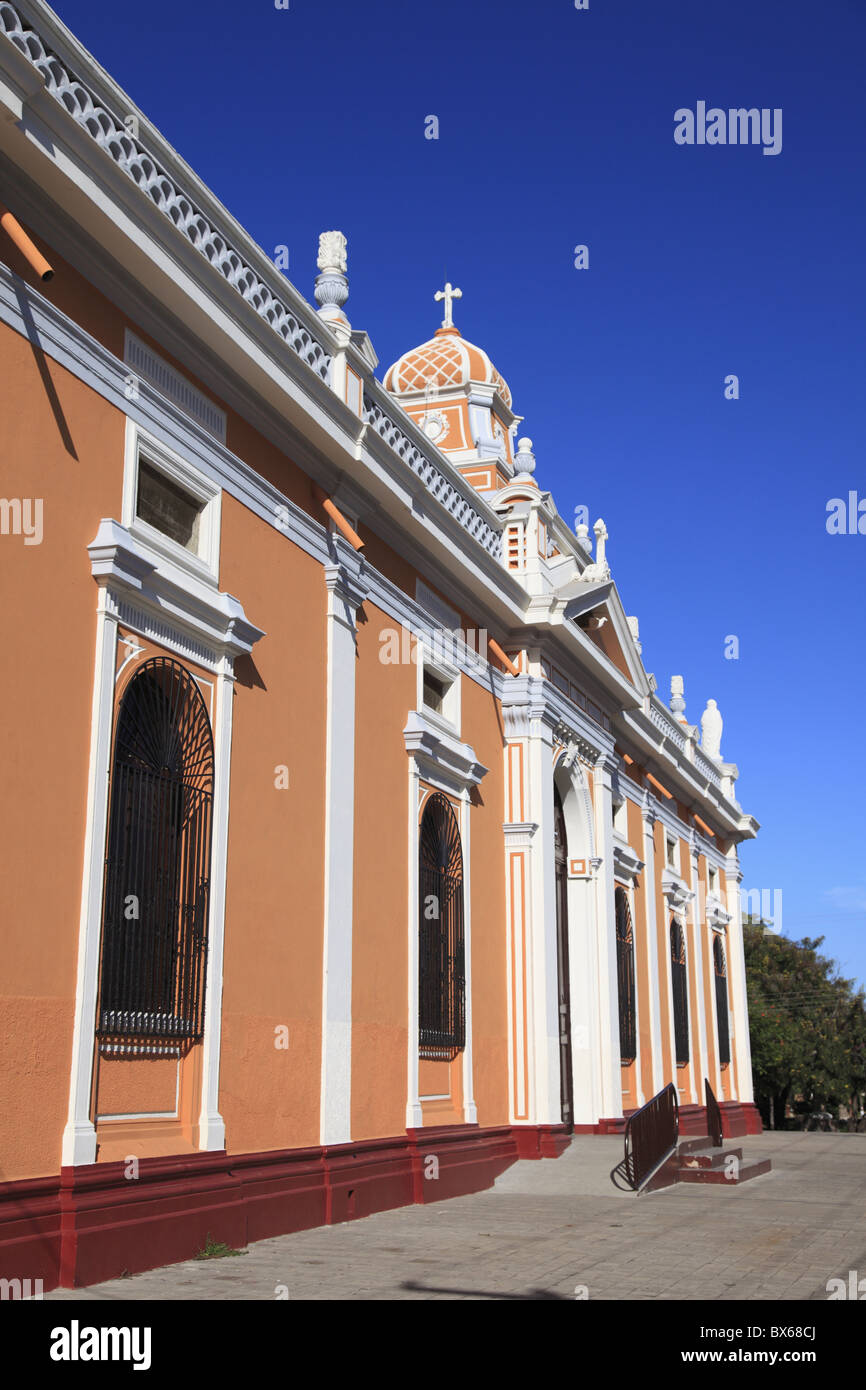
[351,600,416,1140]
[0,315,125,1179]
[217,493,328,1156]
[461,669,508,1127]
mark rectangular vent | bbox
[124,331,227,442]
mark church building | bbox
[0,0,760,1291]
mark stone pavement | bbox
[47,1132,866,1301]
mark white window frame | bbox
[123,419,221,582]
[417,642,461,736]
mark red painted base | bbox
[511,1123,572,1159]
[0,1122,572,1291]
[720,1101,764,1137]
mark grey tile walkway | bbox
[46,1132,866,1301]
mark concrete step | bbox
[678,1135,713,1154]
[677,1156,772,1186]
[679,1145,744,1171]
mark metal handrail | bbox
[705,1077,723,1148]
[610,1082,680,1192]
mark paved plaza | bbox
[48,1133,866,1301]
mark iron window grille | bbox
[418,792,465,1060]
[670,918,690,1065]
[714,935,731,1066]
[615,887,637,1064]
[96,657,214,1045]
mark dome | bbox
[384,325,513,410]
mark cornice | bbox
[613,837,644,884]
[88,518,265,663]
[661,869,694,914]
[403,709,487,794]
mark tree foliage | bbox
[743,923,866,1128]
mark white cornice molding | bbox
[613,836,645,884]
[661,869,694,914]
[502,821,538,849]
[706,893,732,929]
[403,709,487,794]
[88,518,264,662]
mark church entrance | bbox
[554,786,574,1126]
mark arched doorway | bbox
[554,785,574,1125]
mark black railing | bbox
[705,1077,723,1148]
[611,1082,680,1192]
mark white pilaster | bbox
[689,836,710,1106]
[641,793,664,1095]
[62,592,117,1167]
[320,540,368,1145]
[593,752,622,1119]
[459,788,478,1124]
[726,854,755,1104]
[197,661,235,1150]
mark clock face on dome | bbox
[421,411,448,443]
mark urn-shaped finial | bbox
[315,230,349,320]
[670,675,686,723]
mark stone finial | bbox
[317,231,347,274]
[513,437,536,478]
[700,698,723,761]
[575,522,591,554]
[627,615,642,655]
[315,230,349,321]
[670,675,686,722]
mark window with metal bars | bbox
[670,918,689,1065]
[97,657,214,1044]
[714,935,731,1066]
[418,792,465,1060]
[615,888,637,1063]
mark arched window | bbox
[713,935,731,1066]
[670,918,689,1065]
[97,657,214,1043]
[418,792,465,1059]
[615,887,636,1064]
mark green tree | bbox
[744,924,866,1129]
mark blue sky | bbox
[50,0,866,983]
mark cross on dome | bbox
[434,281,462,330]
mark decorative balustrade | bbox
[363,394,503,560]
[1,2,506,564]
[648,699,687,751]
[694,746,722,789]
[1,2,330,380]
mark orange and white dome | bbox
[384,325,513,409]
